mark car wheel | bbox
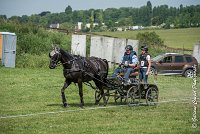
[184,69,194,78]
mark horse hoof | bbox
[63,103,68,107]
[103,103,107,106]
[94,101,99,105]
[80,103,84,108]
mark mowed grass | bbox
[96,28,200,49]
[0,67,200,133]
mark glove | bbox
[119,63,124,68]
[124,62,129,67]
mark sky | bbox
[0,0,200,18]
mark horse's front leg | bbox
[61,80,71,107]
[78,79,84,108]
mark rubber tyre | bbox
[184,69,194,78]
[146,86,159,106]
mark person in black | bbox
[110,45,138,82]
[139,46,151,84]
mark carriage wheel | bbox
[95,88,110,105]
[126,86,141,105]
[95,89,102,104]
[103,89,110,105]
[114,91,120,103]
[146,86,159,106]
[114,91,126,104]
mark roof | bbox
[0,32,16,36]
[164,53,179,55]
[164,53,192,56]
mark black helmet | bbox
[141,46,148,52]
[125,45,133,51]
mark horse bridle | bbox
[51,51,62,66]
[51,51,77,66]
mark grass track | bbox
[0,67,200,133]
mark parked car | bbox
[151,53,198,78]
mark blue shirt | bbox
[121,55,138,64]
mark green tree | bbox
[21,15,29,23]
[118,16,133,26]
[147,1,152,25]
[0,15,7,20]
[95,9,104,25]
[106,20,114,29]
[39,16,48,27]
[136,31,164,46]
[65,5,73,22]
[90,10,94,30]
[152,16,162,26]
[191,13,200,27]
[65,5,72,14]
[39,11,51,16]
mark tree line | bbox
[0,1,200,31]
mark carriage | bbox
[94,70,159,106]
[49,47,159,107]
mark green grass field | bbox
[0,67,200,133]
[96,28,200,49]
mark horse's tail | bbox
[103,59,109,79]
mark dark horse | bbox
[49,47,109,107]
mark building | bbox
[78,22,83,30]
[85,23,99,28]
[49,23,60,29]
[129,26,144,30]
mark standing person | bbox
[139,46,151,84]
[110,45,138,84]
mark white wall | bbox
[127,39,139,54]
[113,38,126,63]
[90,36,139,67]
[193,44,200,64]
[90,36,114,67]
[71,34,86,57]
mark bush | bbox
[136,31,166,57]
[16,53,49,68]
[136,31,164,46]
[0,21,71,68]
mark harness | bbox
[122,51,136,64]
[62,56,107,80]
[139,53,149,68]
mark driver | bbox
[110,45,138,84]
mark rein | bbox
[53,54,78,67]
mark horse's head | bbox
[49,47,61,69]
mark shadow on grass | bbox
[46,101,153,108]
[47,102,97,107]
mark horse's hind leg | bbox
[78,79,84,108]
[94,81,107,106]
[61,81,71,107]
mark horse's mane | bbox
[60,48,85,59]
[59,48,75,59]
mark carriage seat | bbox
[118,70,139,78]
[129,71,139,78]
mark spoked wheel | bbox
[146,86,159,106]
[103,89,110,105]
[114,91,126,104]
[114,91,120,103]
[126,86,141,105]
[95,88,102,104]
[95,88,110,105]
